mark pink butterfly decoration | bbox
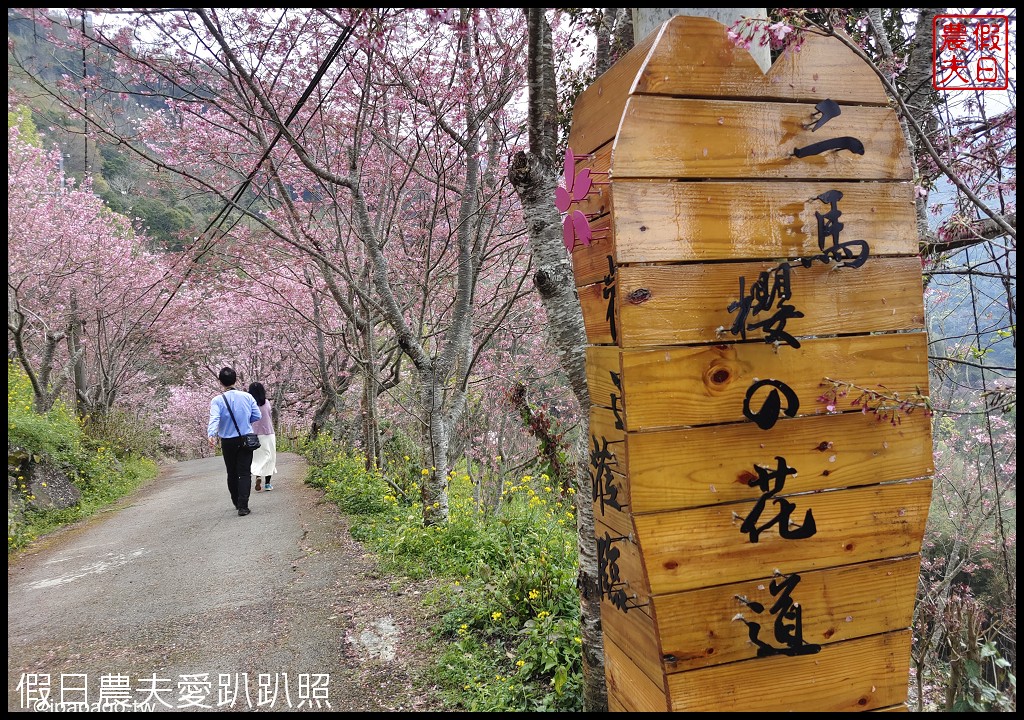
[563,211,592,252]
[554,147,594,252]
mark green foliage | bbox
[380,422,422,499]
[84,408,161,460]
[11,452,157,553]
[8,361,83,466]
[7,362,158,553]
[303,434,391,516]
[301,440,583,711]
[99,142,131,178]
[274,425,305,455]
[130,196,193,249]
[947,638,1016,712]
[7,105,41,146]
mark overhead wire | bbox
[191,20,357,262]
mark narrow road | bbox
[8,453,446,712]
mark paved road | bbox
[8,453,444,713]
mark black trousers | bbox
[221,436,254,510]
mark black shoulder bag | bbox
[221,391,261,450]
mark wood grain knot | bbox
[737,471,757,486]
[627,288,652,304]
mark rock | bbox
[8,450,81,511]
[27,463,81,510]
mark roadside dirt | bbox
[7,453,457,713]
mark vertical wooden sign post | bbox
[562,17,934,712]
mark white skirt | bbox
[250,433,278,476]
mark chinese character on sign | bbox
[735,572,822,657]
[590,434,624,515]
[97,674,133,712]
[933,14,1009,90]
[137,674,176,710]
[258,672,292,709]
[738,456,817,543]
[218,672,252,709]
[177,673,213,709]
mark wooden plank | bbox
[615,258,926,347]
[632,17,889,105]
[614,96,912,180]
[590,407,630,533]
[605,635,670,712]
[666,630,913,711]
[634,479,932,594]
[589,405,626,470]
[608,694,629,712]
[586,345,623,412]
[596,518,652,616]
[610,181,918,263]
[570,215,613,287]
[567,28,661,157]
[594,469,632,539]
[871,704,910,711]
[579,280,616,345]
[619,332,930,431]
[654,556,921,672]
[627,410,933,513]
[602,594,665,688]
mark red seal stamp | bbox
[932,14,1009,90]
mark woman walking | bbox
[248,381,278,492]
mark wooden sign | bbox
[564,16,933,713]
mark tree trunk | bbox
[361,266,381,470]
[309,281,337,440]
[512,8,604,712]
[66,291,87,417]
[419,367,457,526]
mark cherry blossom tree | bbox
[8,125,174,419]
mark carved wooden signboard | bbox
[562,16,934,712]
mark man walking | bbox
[207,366,262,516]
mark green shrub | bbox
[11,454,156,552]
[304,434,392,516]
[380,423,423,497]
[84,408,160,460]
[8,361,83,465]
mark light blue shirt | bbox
[208,389,262,439]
